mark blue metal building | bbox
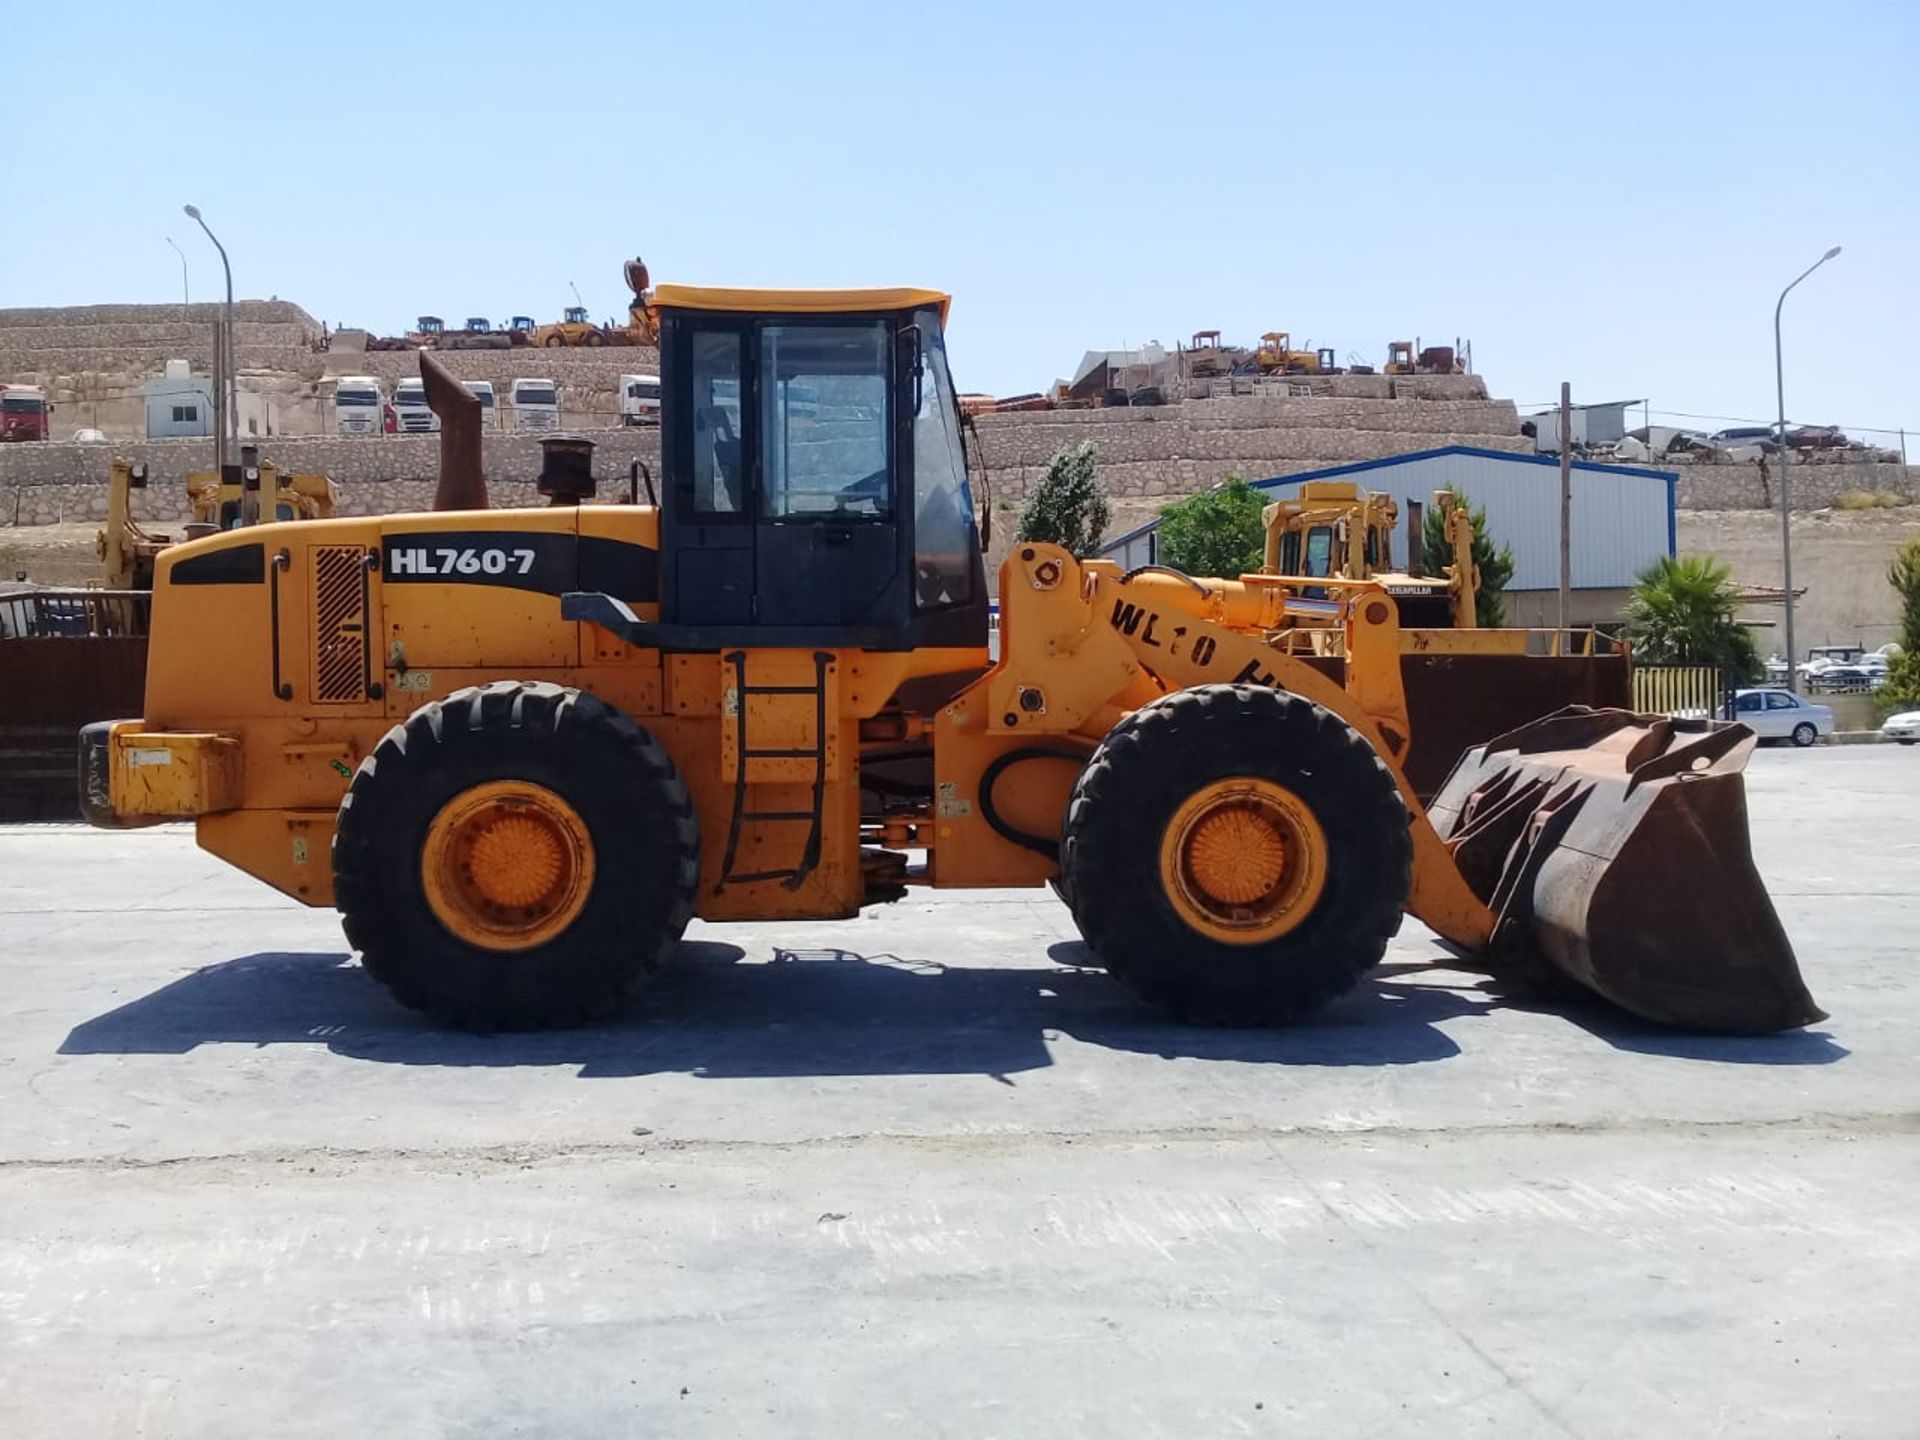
[1098,445,1677,626]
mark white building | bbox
[1523,399,1643,454]
[1098,445,1676,626]
[143,360,214,438]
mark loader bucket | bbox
[1426,707,1823,1033]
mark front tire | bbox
[1060,685,1411,1024]
[333,682,698,1030]
[1792,722,1818,748]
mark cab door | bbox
[750,321,904,630]
[665,327,754,626]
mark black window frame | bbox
[666,309,907,529]
[756,319,896,525]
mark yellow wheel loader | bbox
[78,287,1819,1035]
[532,306,605,348]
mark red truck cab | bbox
[0,384,50,442]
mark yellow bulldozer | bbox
[1254,332,1336,376]
[98,456,339,592]
[185,460,338,531]
[77,285,1818,1037]
[1261,480,1478,631]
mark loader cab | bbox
[653,286,987,650]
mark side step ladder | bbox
[717,649,835,891]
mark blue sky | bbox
[5,2,1916,442]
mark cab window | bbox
[1765,692,1799,710]
[1736,692,1764,714]
[911,318,975,608]
[1304,525,1334,577]
[759,323,890,521]
[690,331,744,516]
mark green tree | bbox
[1621,554,1763,683]
[1155,475,1268,578]
[1879,539,1920,708]
[1421,488,1515,626]
[1015,441,1110,557]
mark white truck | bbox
[391,378,440,434]
[464,380,498,431]
[511,378,560,433]
[619,373,661,427]
[332,376,385,436]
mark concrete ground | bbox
[0,746,1915,1437]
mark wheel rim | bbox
[1158,778,1328,944]
[421,781,596,950]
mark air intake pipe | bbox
[422,351,486,511]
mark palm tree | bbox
[1621,554,1762,683]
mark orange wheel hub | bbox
[1158,778,1327,945]
[421,781,596,950]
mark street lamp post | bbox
[1773,244,1842,692]
[183,204,236,494]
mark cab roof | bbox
[654,285,950,325]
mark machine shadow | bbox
[1453,967,1850,1065]
[58,942,1496,1078]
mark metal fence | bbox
[0,589,150,640]
[1633,664,1728,718]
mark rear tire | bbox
[333,682,698,1030]
[1792,722,1817,748]
[1061,685,1411,1024]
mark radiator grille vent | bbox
[313,546,368,703]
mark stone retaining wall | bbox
[0,430,661,526]
[323,346,662,389]
[0,300,317,328]
[0,301,327,386]
[1669,458,1915,511]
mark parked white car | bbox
[1731,688,1835,747]
[1882,710,1920,746]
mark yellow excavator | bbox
[77,285,1818,1039]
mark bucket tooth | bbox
[1427,706,1824,1033]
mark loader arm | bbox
[960,545,1494,950]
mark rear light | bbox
[382,404,397,434]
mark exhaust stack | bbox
[422,352,486,511]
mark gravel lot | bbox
[0,746,1914,1437]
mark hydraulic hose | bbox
[978,747,1089,860]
